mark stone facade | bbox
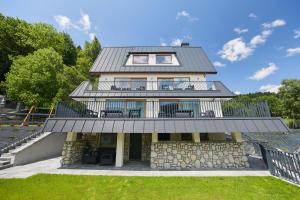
[61,141,85,165]
[151,142,249,169]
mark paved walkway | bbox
[0,157,270,179]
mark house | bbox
[42,43,289,169]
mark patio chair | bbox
[185,85,195,90]
[129,109,141,118]
[204,110,215,118]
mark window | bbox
[181,133,192,141]
[158,78,173,90]
[156,55,172,64]
[114,78,146,90]
[105,100,145,117]
[158,133,170,141]
[100,133,117,146]
[132,55,148,64]
[200,133,209,141]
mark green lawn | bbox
[0,175,299,200]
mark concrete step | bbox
[0,163,13,170]
[0,157,11,162]
[0,160,10,166]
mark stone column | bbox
[231,132,243,142]
[152,133,158,143]
[66,132,77,141]
[115,133,125,167]
[192,132,200,142]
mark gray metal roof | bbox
[42,117,289,133]
[89,46,217,74]
[70,81,235,98]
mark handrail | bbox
[86,80,219,91]
[55,100,272,118]
[0,129,44,156]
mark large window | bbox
[132,55,148,64]
[158,133,170,141]
[158,77,189,90]
[105,100,145,117]
[156,55,172,64]
[159,100,200,118]
[114,78,146,90]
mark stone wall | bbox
[61,141,85,165]
[151,142,249,169]
[141,134,151,161]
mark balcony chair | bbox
[161,85,171,90]
[204,110,215,118]
[111,85,121,90]
[136,86,146,91]
[129,109,141,118]
[185,85,195,90]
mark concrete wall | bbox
[12,132,67,166]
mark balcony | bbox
[70,81,235,98]
[55,100,271,119]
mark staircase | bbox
[0,130,46,170]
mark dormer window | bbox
[156,55,172,64]
[132,55,148,64]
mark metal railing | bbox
[0,129,44,156]
[90,81,218,91]
[55,100,271,118]
[266,148,300,184]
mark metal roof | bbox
[42,117,289,133]
[89,46,217,74]
[70,81,235,98]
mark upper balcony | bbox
[70,80,235,98]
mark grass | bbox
[0,174,299,200]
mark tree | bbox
[5,48,63,107]
[54,37,101,102]
[0,14,77,82]
[279,79,300,122]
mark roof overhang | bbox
[42,117,290,134]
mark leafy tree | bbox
[279,79,300,122]
[54,37,101,102]
[0,14,77,82]
[5,48,63,107]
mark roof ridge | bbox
[101,46,202,49]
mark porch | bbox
[60,131,253,169]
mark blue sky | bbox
[1,0,300,94]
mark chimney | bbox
[181,42,190,47]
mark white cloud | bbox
[176,10,198,22]
[294,29,300,39]
[160,42,167,46]
[220,19,285,62]
[233,28,248,34]
[54,15,73,29]
[262,19,286,29]
[79,10,91,33]
[89,33,96,40]
[248,13,257,19]
[249,63,278,81]
[234,91,241,95]
[213,61,226,67]
[286,47,300,57]
[218,37,253,62]
[170,38,183,46]
[54,10,94,39]
[259,84,281,93]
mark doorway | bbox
[129,134,142,160]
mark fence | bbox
[265,148,300,184]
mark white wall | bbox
[12,132,67,166]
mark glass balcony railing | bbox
[55,100,271,119]
[90,81,218,91]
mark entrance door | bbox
[129,134,142,160]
